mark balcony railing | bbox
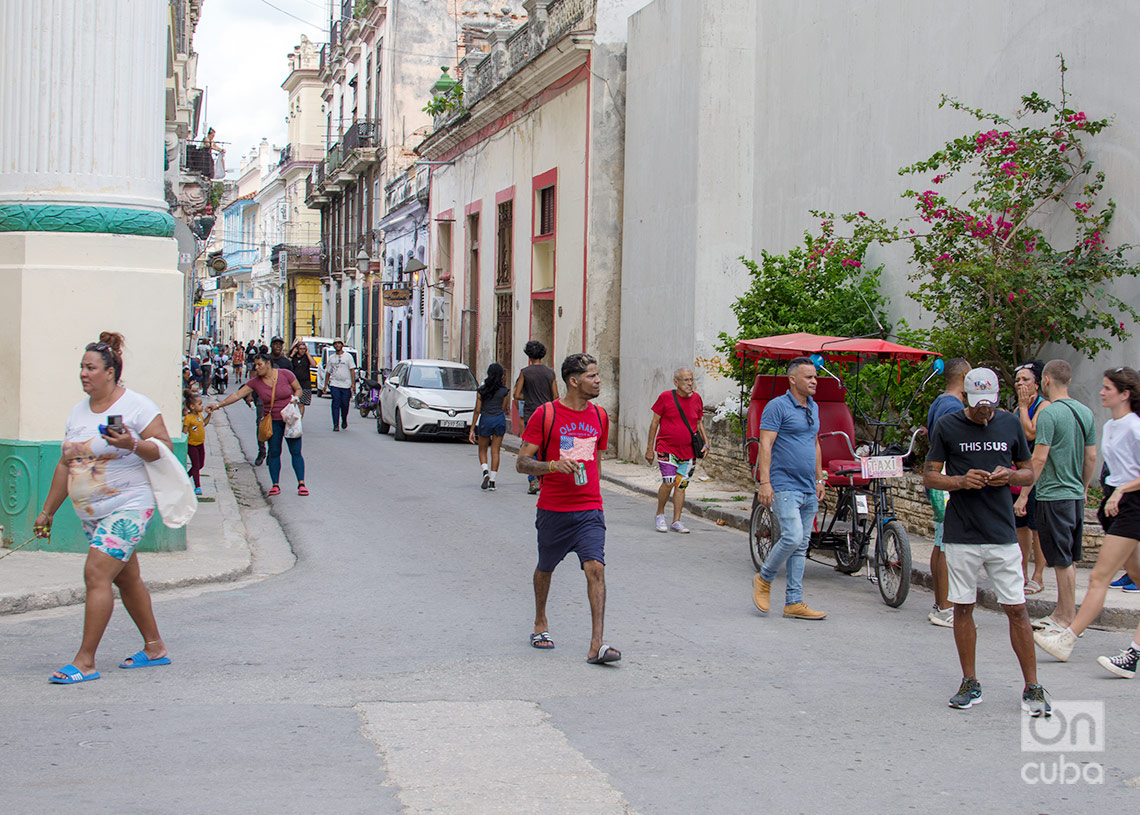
[343,119,378,151]
[181,140,217,179]
[278,143,294,167]
[326,142,343,174]
[330,20,341,51]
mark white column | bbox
[0,0,168,212]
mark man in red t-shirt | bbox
[645,367,708,533]
[516,353,620,664]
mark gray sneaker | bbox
[1097,646,1140,679]
[1034,628,1078,662]
[670,520,690,534]
[928,605,954,628]
[1021,684,1052,717]
[655,514,668,533]
[948,677,982,709]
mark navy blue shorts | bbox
[476,414,506,438]
[536,509,606,572]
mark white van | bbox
[316,345,359,394]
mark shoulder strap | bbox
[673,391,695,434]
[1057,399,1090,441]
[541,401,557,460]
[269,371,278,412]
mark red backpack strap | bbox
[541,401,557,461]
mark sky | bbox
[195,0,331,177]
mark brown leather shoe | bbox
[783,602,827,620]
[753,574,771,613]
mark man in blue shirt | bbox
[752,356,827,620]
[925,357,969,627]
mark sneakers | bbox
[194,487,203,496]
[655,514,668,533]
[481,473,490,490]
[527,480,540,495]
[1124,582,1139,594]
[783,602,827,620]
[333,425,340,432]
[489,481,497,491]
[752,574,771,613]
[928,604,954,628]
[1031,615,1065,634]
[1034,628,1078,662]
[254,451,266,466]
[670,521,690,534]
[342,420,348,429]
[1097,646,1140,679]
[948,677,982,709]
[1110,573,1135,588]
[1021,684,1052,718]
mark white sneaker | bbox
[1034,628,1078,662]
[1031,615,1064,633]
[928,605,954,628]
[670,520,690,534]
[655,514,668,533]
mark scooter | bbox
[356,377,382,417]
[211,364,229,395]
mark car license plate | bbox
[440,419,465,428]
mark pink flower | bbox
[1074,202,1090,212]
[1018,288,1027,294]
[841,259,862,268]
[932,175,945,184]
[857,211,866,217]
[1007,292,1016,302]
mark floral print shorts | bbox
[83,508,155,562]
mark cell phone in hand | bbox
[99,414,125,436]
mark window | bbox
[496,200,513,289]
[537,187,555,236]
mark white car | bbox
[378,359,478,440]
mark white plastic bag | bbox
[282,399,303,439]
[143,441,198,529]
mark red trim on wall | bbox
[581,52,591,352]
[530,168,557,352]
[466,201,483,370]
[495,185,515,205]
[465,200,482,216]
[433,65,589,164]
[437,208,454,221]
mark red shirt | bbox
[522,400,609,512]
[245,370,297,421]
[651,390,704,459]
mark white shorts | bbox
[944,543,1026,606]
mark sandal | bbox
[530,632,555,650]
[1025,579,1044,595]
[297,485,309,496]
[267,485,281,496]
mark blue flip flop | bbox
[49,664,100,684]
[119,650,172,669]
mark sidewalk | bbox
[504,434,1140,631]
[0,407,292,616]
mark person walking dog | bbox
[645,367,708,533]
[34,331,174,684]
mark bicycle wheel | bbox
[834,531,865,574]
[875,520,911,607]
[749,496,780,572]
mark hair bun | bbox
[98,331,126,355]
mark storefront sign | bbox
[383,287,413,307]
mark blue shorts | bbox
[476,414,507,438]
[536,509,606,572]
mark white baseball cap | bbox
[964,367,1000,406]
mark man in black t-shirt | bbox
[513,340,559,495]
[925,367,1051,717]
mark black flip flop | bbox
[586,644,621,664]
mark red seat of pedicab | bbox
[746,374,869,487]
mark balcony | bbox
[339,119,381,176]
[305,168,330,210]
[277,143,294,167]
[181,140,217,179]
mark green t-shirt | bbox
[1034,398,1096,501]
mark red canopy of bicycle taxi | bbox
[734,332,940,364]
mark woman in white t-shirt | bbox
[33,332,175,684]
[1034,366,1140,678]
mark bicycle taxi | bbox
[735,332,943,608]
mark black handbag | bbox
[673,391,707,459]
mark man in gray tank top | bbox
[514,340,559,495]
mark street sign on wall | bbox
[383,288,413,307]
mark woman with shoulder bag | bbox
[211,353,307,496]
[33,332,175,684]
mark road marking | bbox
[356,700,639,814]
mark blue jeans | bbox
[760,491,818,605]
[267,419,305,485]
[330,386,351,427]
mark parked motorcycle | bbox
[356,377,382,417]
[211,364,229,395]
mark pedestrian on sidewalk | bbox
[513,340,558,495]
[516,353,620,664]
[1024,360,1096,635]
[925,357,969,627]
[752,356,827,621]
[923,367,1050,715]
[469,362,510,490]
[1013,359,1050,595]
[1035,366,1140,678]
[34,331,173,684]
[268,336,294,376]
[326,338,355,431]
[644,367,708,534]
[289,339,317,417]
[211,353,309,496]
[183,390,210,496]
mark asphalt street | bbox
[2,397,1139,813]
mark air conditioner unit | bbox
[430,296,446,321]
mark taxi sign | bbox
[860,455,903,479]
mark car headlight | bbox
[406,397,427,410]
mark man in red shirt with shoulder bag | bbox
[645,367,709,533]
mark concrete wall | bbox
[620,0,1140,459]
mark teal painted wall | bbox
[0,437,188,553]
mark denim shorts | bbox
[535,509,606,572]
[476,414,507,438]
